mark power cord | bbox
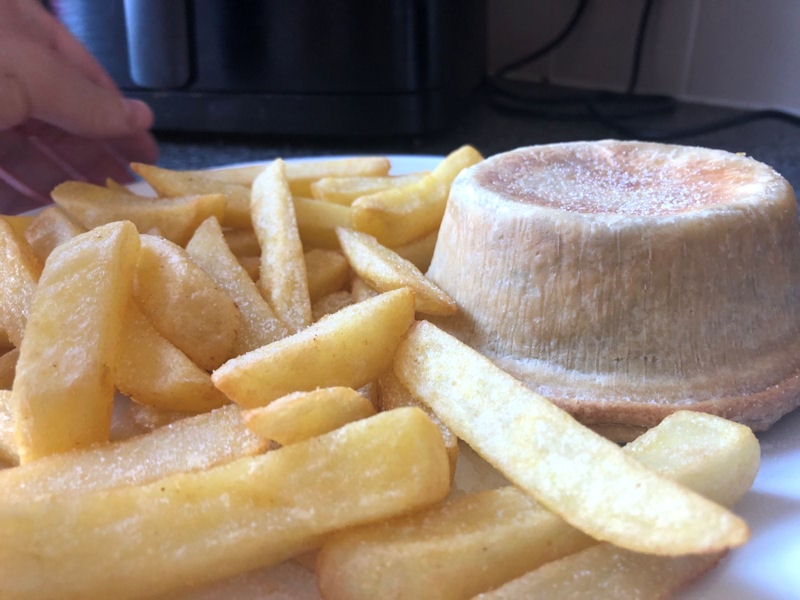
[486,0,800,141]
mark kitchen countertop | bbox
[153,89,800,193]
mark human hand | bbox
[0,0,159,214]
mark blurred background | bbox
[47,0,800,187]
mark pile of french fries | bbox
[0,145,760,599]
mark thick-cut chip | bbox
[393,321,749,555]
[317,410,760,600]
[284,156,391,197]
[213,288,415,408]
[23,205,85,262]
[185,217,289,354]
[475,545,725,600]
[377,369,459,474]
[223,228,260,257]
[351,146,482,247]
[186,156,391,194]
[116,302,230,412]
[391,229,439,272]
[0,407,450,600]
[0,390,19,465]
[310,172,428,205]
[0,348,18,390]
[134,234,242,371]
[128,402,193,432]
[251,159,312,331]
[0,217,42,347]
[312,289,354,321]
[11,221,140,463]
[241,387,376,445]
[337,227,456,316]
[0,404,265,502]
[350,274,379,302]
[294,195,352,249]
[131,163,252,229]
[51,181,226,246]
[305,248,350,301]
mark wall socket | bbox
[488,0,800,115]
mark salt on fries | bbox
[0,148,759,599]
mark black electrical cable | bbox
[487,0,800,141]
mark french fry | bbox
[222,227,260,257]
[305,248,350,301]
[212,288,415,408]
[251,159,312,331]
[11,221,140,463]
[0,390,19,466]
[293,195,352,249]
[317,410,760,600]
[285,156,391,196]
[311,289,353,321]
[0,217,42,347]
[377,369,459,474]
[337,227,456,316]
[127,402,193,432]
[393,321,749,555]
[134,234,242,371]
[475,544,725,600]
[23,205,85,262]
[51,181,226,246]
[185,217,290,354]
[241,386,376,445]
[350,274,379,302]
[0,348,17,390]
[116,303,230,412]
[310,172,428,205]
[0,404,265,502]
[351,145,482,246]
[391,228,439,272]
[131,162,252,229]
[0,407,450,600]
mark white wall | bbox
[488,0,800,115]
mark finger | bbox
[0,35,153,136]
[21,1,119,92]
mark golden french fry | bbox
[350,274,379,302]
[393,321,749,555]
[251,159,312,331]
[11,221,140,463]
[310,172,428,205]
[377,369,459,474]
[134,234,242,371]
[116,302,230,412]
[242,386,376,445]
[51,181,226,246]
[212,288,415,408]
[0,407,450,600]
[0,404,264,502]
[105,178,134,194]
[0,348,17,390]
[475,544,725,600]
[23,205,85,263]
[127,402,193,432]
[351,145,482,247]
[285,156,391,197]
[390,228,439,272]
[317,410,760,600]
[311,289,353,321]
[131,162,252,229]
[337,227,456,316]
[305,248,350,301]
[222,228,260,257]
[293,195,352,249]
[185,217,289,354]
[0,217,42,347]
[0,390,19,466]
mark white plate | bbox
[140,154,800,598]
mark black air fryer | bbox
[52,0,487,135]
